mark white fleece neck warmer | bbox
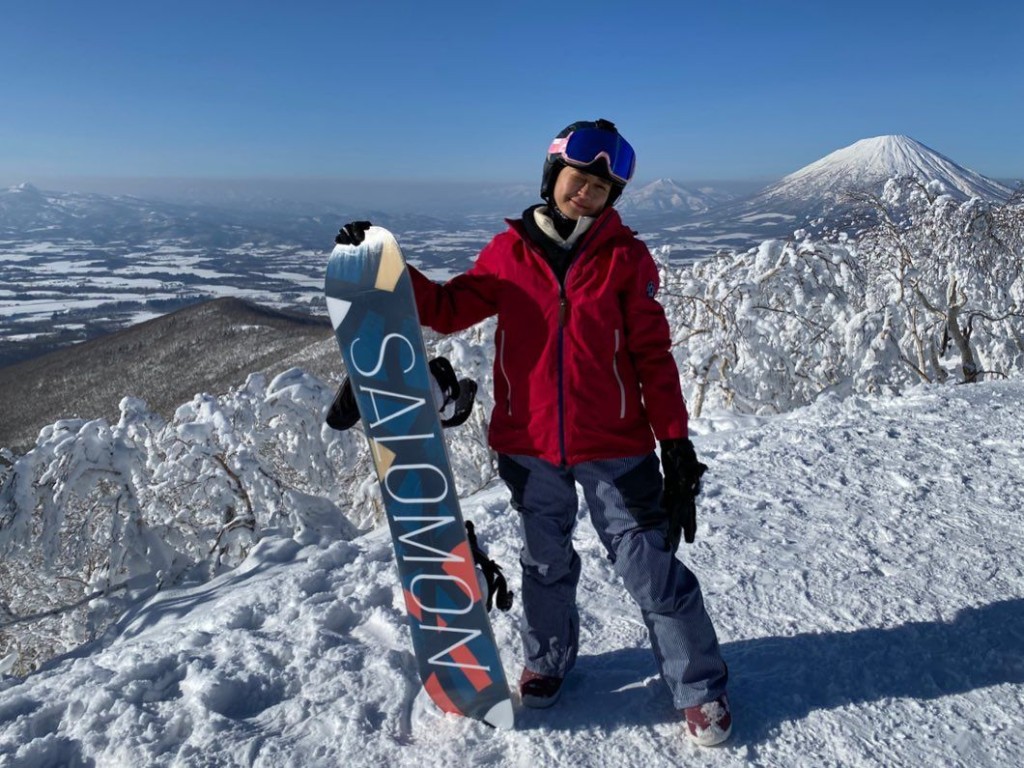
[533,206,595,250]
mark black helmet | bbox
[540,118,636,207]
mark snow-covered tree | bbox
[0,370,361,673]
[853,177,1024,384]
[659,177,1024,416]
[0,346,499,675]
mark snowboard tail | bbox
[325,227,513,729]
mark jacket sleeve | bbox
[408,238,504,334]
[621,245,689,440]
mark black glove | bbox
[325,374,361,431]
[325,356,477,431]
[660,438,708,549]
[335,221,372,246]
[428,356,478,428]
[440,376,477,428]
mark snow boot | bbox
[682,693,732,746]
[519,668,564,709]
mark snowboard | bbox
[324,226,514,730]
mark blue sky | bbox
[1,0,1022,188]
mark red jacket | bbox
[409,207,689,466]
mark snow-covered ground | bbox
[2,377,1022,767]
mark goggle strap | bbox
[548,137,569,155]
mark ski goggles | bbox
[548,127,636,185]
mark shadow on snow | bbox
[515,598,1024,745]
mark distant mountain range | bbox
[1,134,1018,401]
[641,135,1017,258]
[0,182,341,247]
[2,136,1014,244]
[617,178,746,215]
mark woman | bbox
[336,119,731,746]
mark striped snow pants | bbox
[497,452,729,710]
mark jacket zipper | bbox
[557,288,567,464]
[554,213,613,464]
[612,329,626,418]
[499,329,512,415]
[518,211,615,465]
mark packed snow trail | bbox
[1,379,1023,766]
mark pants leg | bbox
[576,454,729,709]
[498,454,581,678]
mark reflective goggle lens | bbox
[548,128,636,184]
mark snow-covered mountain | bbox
[760,135,1012,209]
[622,136,1010,241]
[657,135,1016,260]
[618,178,739,216]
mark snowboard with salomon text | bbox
[324,226,514,729]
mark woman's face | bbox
[552,166,613,220]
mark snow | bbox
[2,175,1022,765]
[2,377,1023,766]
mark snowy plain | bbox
[1,377,1022,767]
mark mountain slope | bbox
[0,298,336,452]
